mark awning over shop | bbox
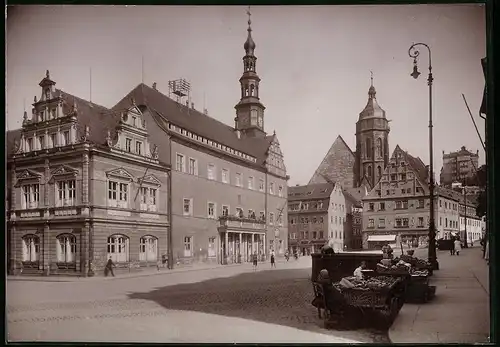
[367,234,397,242]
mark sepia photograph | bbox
[6,4,489,344]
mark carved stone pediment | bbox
[16,169,42,180]
[138,174,161,187]
[51,165,78,177]
[106,168,134,181]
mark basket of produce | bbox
[376,261,411,276]
[337,276,399,308]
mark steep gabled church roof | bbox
[308,135,355,188]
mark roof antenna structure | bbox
[141,56,145,84]
[168,78,191,112]
[90,67,92,103]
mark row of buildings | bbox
[6,15,289,277]
[288,72,484,251]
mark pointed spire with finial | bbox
[244,6,256,55]
[368,70,376,99]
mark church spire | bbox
[234,6,266,138]
[368,70,376,99]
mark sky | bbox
[6,5,486,186]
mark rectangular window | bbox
[278,185,283,197]
[50,133,57,148]
[379,202,385,211]
[248,209,256,219]
[235,173,242,186]
[22,184,40,209]
[417,217,424,227]
[63,131,70,146]
[183,198,193,216]
[319,231,324,239]
[126,138,132,152]
[390,174,397,181]
[26,138,34,152]
[108,181,117,206]
[402,200,408,209]
[56,180,76,207]
[184,236,192,257]
[39,135,45,150]
[207,202,216,218]
[418,199,425,208]
[402,218,409,227]
[395,218,402,227]
[259,179,265,192]
[248,177,254,190]
[368,203,374,211]
[208,237,216,258]
[222,205,229,217]
[140,187,148,210]
[222,169,229,183]
[378,218,386,228]
[269,212,275,224]
[189,158,198,175]
[208,164,216,180]
[176,154,185,172]
[135,141,142,155]
[148,188,157,212]
[368,219,374,228]
[235,207,243,218]
[259,211,265,221]
[269,182,275,194]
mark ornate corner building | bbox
[6,71,170,276]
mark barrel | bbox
[311,252,384,282]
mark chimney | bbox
[191,102,195,109]
[203,108,208,115]
[236,130,241,139]
[185,100,189,107]
[152,82,157,90]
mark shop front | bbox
[367,234,397,250]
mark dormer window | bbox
[38,135,45,150]
[125,138,132,152]
[50,133,57,147]
[52,109,56,119]
[62,131,70,146]
[45,89,50,100]
[136,141,142,155]
[40,111,44,122]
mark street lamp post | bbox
[408,42,440,271]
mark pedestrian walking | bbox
[450,237,456,255]
[105,257,116,277]
[454,238,462,256]
[270,250,276,268]
[252,252,258,271]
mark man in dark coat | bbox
[105,257,116,277]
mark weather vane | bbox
[370,70,374,86]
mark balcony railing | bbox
[218,215,267,230]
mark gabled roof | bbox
[438,186,478,207]
[7,90,118,155]
[443,146,479,159]
[288,183,335,201]
[112,83,274,166]
[343,187,365,208]
[308,134,355,187]
[397,145,429,183]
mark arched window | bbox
[377,138,383,158]
[56,234,77,263]
[139,236,158,262]
[22,235,40,262]
[367,165,372,178]
[250,84,255,96]
[245,85,249,97]
[365,138,372,159]
[377,166,382,179]
[107,234,129,263]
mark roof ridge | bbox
[56,88,110,111]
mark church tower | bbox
[234,7,266,138]
[354,74,390,189]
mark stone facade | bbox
[440,146,480,187]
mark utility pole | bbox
[463,183,468,248]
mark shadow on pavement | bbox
[127,267,390,342]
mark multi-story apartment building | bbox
[287,183,332,255]
[6,71,170,276]
[112,14,288,265]
[328,183,348,252]
[440,146,480,187]
[287,182,350,255]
